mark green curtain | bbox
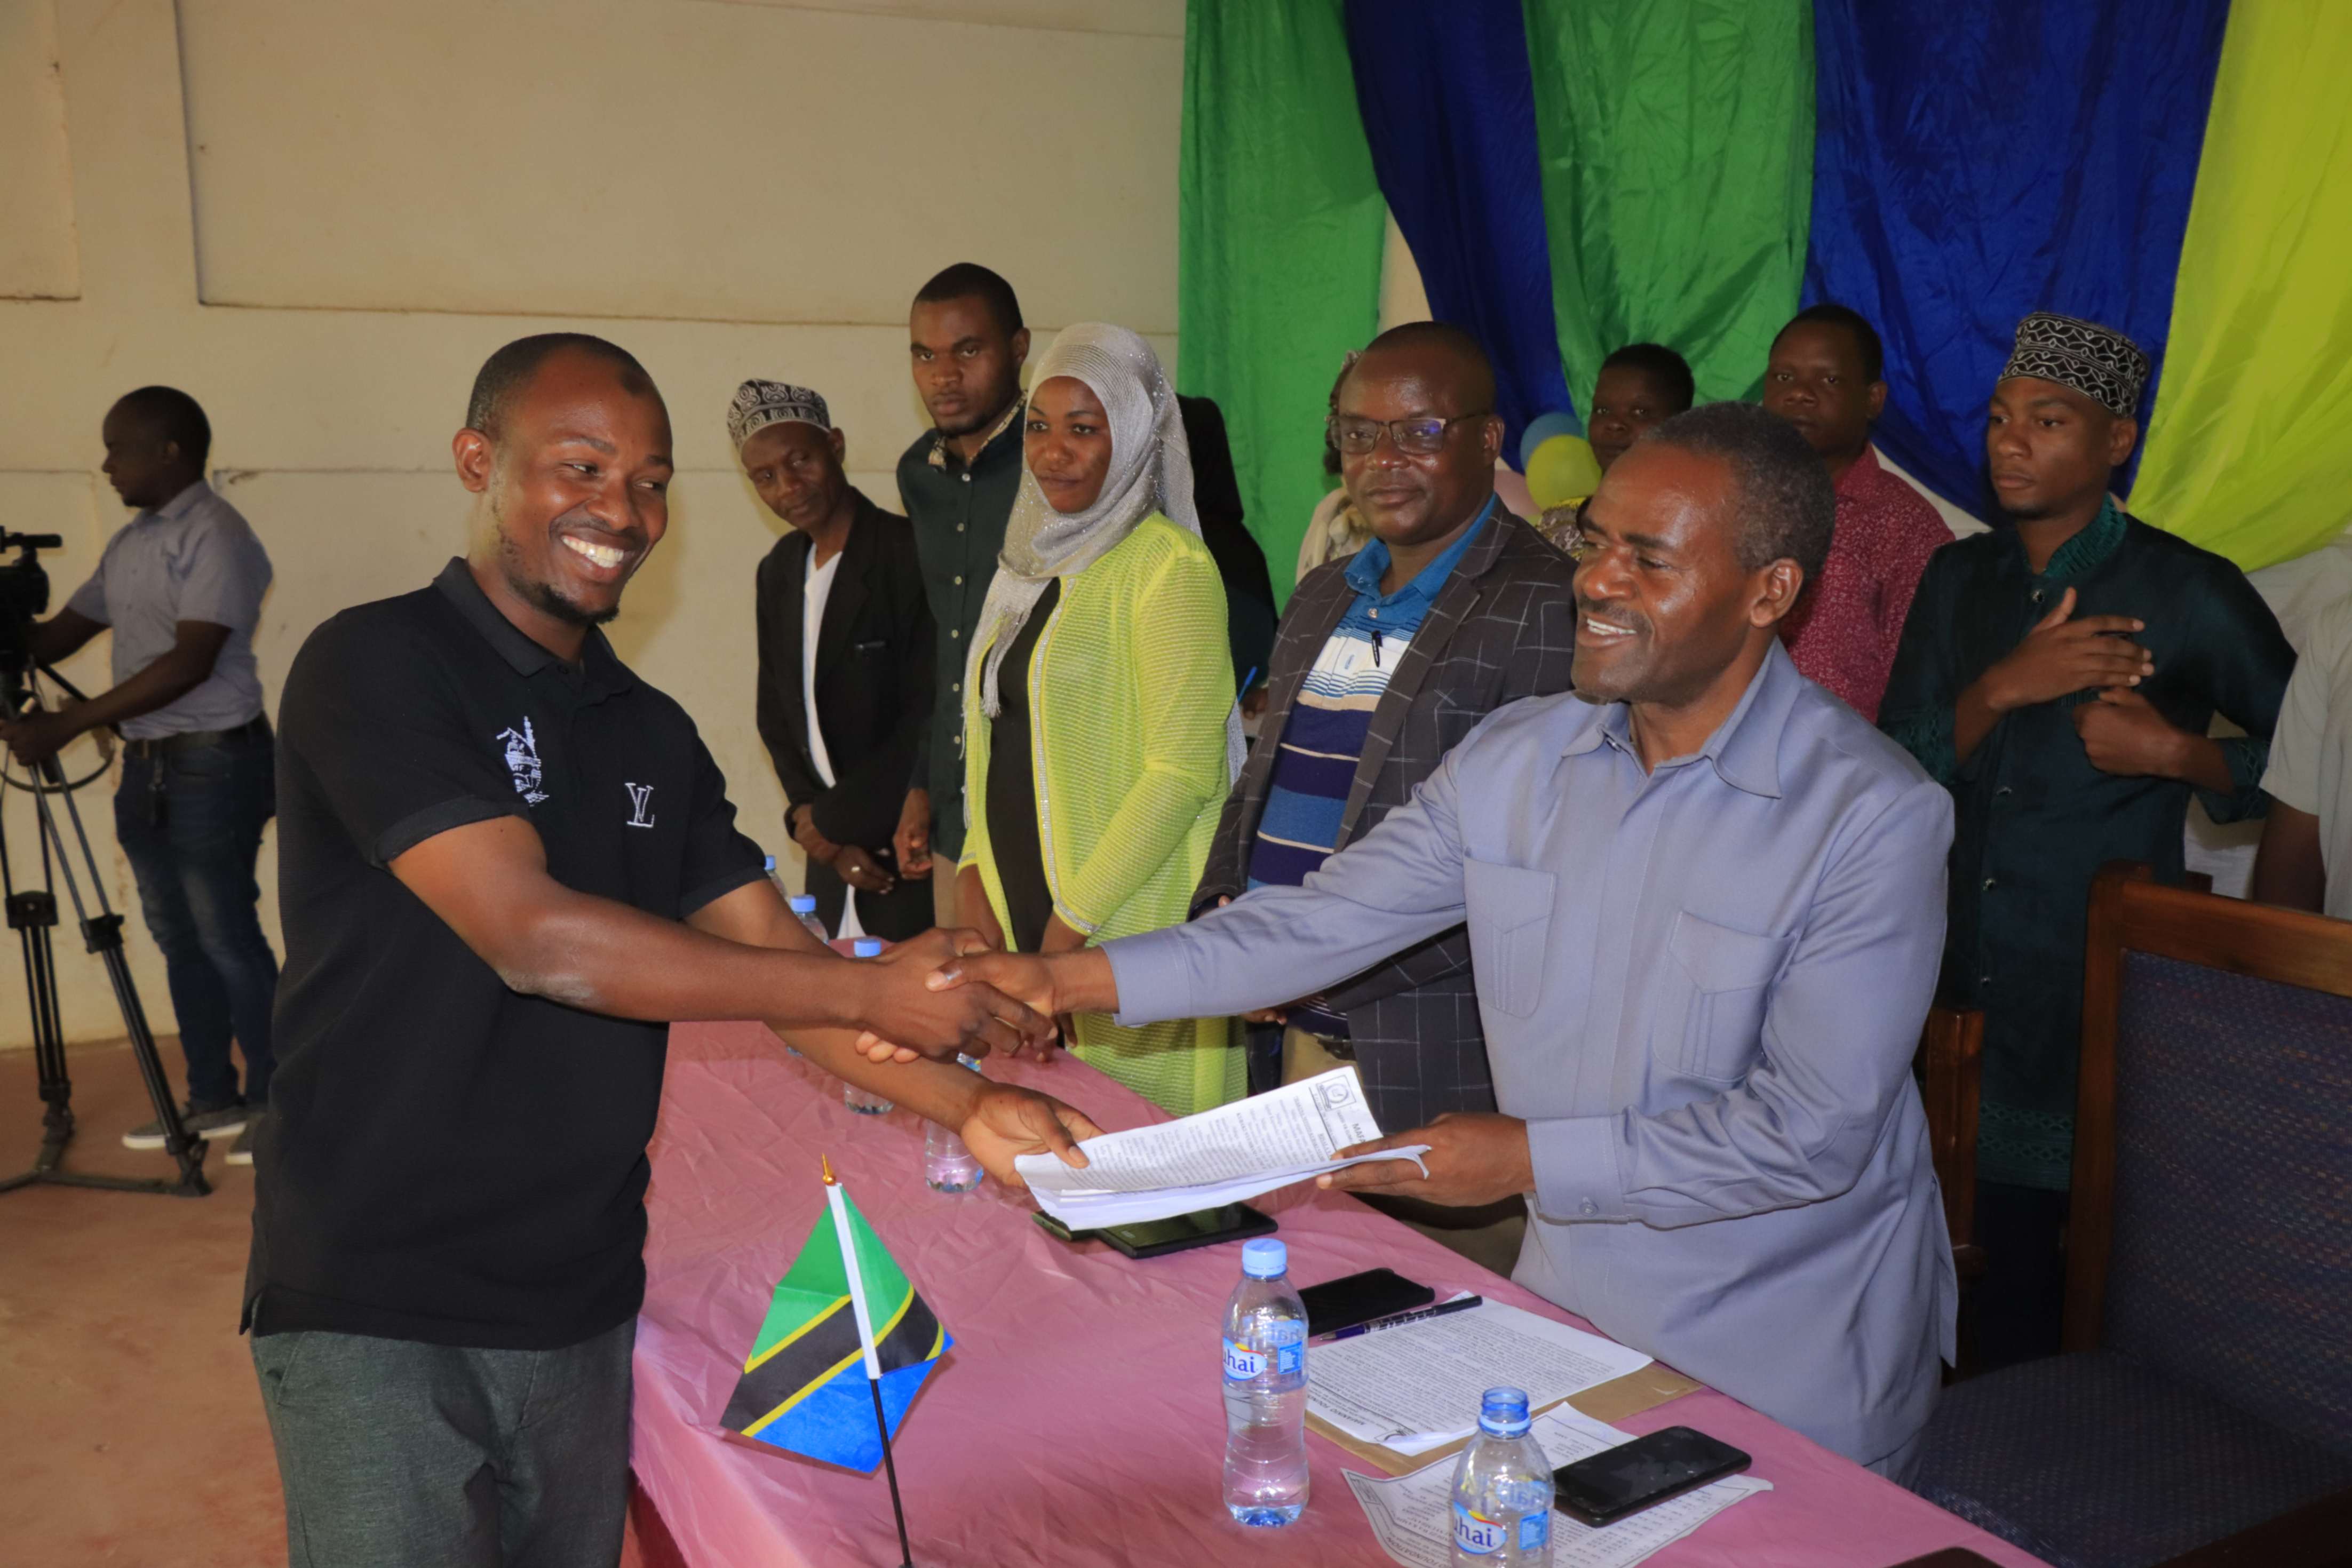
[2131,6,2352,571]
[1178,0,1385,606]
[1522,0,1814,408]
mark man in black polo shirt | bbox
[249,333,1086,1568]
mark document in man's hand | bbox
[1014,1068,1431,1230]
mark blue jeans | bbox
[115,732,279,1108]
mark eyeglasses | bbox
[1325,411,1492,457]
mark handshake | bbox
[835,928,1517,1212]
[805,930,1121,1193]
[841,928,1115,1066]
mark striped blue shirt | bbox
[1246,500,1493,896]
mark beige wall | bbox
[0,0,1183,1049]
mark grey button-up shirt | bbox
[65,480,272,739]
[1107,642,1958,1465]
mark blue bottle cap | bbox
[788,894,817,914]
[851,937,885,958]
[764,854,777,873]
[1241,1237,1288,1278]
[1479,1386,1532,1436]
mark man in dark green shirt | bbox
[892,263,1029,925]
[1879,312,2293,1367]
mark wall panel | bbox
[0,0,81,300]
[176,0,1180,329]
[705,0,1182,35]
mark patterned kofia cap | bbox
[727,379,831,449]
[2000,312,2151,418]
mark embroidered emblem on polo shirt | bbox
[497,719,549,805]
[624,782,656,829]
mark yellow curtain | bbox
[2131,5,2352,570]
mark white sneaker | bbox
[121,1102,248,1150]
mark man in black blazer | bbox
[1191,325,1578,1271]
[736,381,936,941]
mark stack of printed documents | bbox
[1014,1069,1429,1230]
[1307,1300,1653,1454]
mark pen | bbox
[1328,1294,1482,1342]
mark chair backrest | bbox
[1916,1004,1984,1251]
[2068,864,2352,1458]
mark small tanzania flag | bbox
[721,1183,951,1473]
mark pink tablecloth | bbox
[632,1022,2046,1567]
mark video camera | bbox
[1,528,64,686]
[0,524,206,1198]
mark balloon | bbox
[1525,434,1602,511]
[1518,410,1584,472]
[1492,461,1536,522]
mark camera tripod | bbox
[1,662,209,1198]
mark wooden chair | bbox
[1916,1004,1987,1381]
[1908,865,2352,1568]
[1917,1003,1986,1277]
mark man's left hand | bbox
[0,706,81,767]
[833,845,896,895]
[2074,687,2187,778]
[788,805,840,865]
[1318,1112,1532,1208]
[958,1082,1102,1187]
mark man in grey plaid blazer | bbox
[1192,325,1580,1172]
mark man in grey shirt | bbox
[3,387,277,1160]
[937,404,1958,1475]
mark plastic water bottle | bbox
[787,892,831,945]
[1222,1237,1309,1526]
[921,1055,986,1192]
[763,859,822,1056]
[843,936,894,1115]
[1450,1387,1553,1565]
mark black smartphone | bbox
[1298,1268,1436,1338]
[1035,1204,1277,1259]
[1552,1426,1751,1526]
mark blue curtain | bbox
[1342,0,1574,453]
[1805,0,2229,508]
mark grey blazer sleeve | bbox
[1108,746,1472,1026]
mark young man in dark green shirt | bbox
[1879,312,2292,1367]
[892,263,1029,925]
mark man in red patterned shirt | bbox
[1763,304,1951,720]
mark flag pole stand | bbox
[824,1157,916,1567]
[868,1374,914,1567]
